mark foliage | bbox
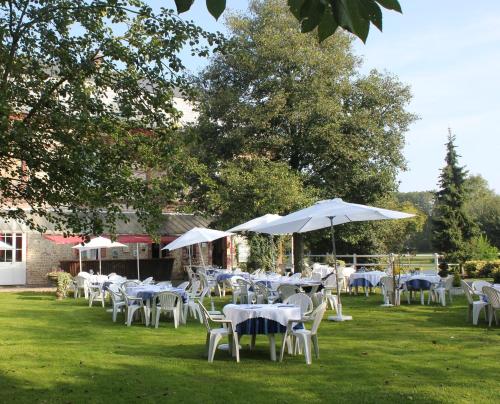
[463,175,500,248]
[187,156,315,229]
[48,271,73,298]
[492,268,500,284]
[463,260,500,278]
[246,233,276,272]
[174,0,403,43]
[452,272,461,288]
[432,132,477,262]
[324,254,345,267]
[462,235,499,261]
[0,0,222,236]
[189,0,415,257]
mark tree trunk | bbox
[293,233,304,273]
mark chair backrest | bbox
[108,283,123,303]
[74,275,88,288]
[278,284,299,301]
[482,286,500,309]
[236,278,252,295]
[121,280,140,289]
[311,273,322,282]
[442,276,454,290]
[177,281,189,290]
[380,276,395,293]
[310,302,327,335]
[290,273,302,280]
[188,279,201,298]
[311,292,325,307]
[77,271,91,279]
[253,282,270,299]
[142,277,154,285]
[284,293,313,316]
[197,302,214,332]
[472,280,491,293]
[156,291,179,309]
[461,280,475,304]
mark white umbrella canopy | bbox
[253,198,415,321]
[72,236,126,274]
[161,227,234,251]
[252,198,414,234]
[0,240,14,250]
[227,214,282,232]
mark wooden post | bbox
[352,253,357,270]
[434,253,439,271]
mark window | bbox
[0,233,24,263]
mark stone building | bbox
[0,212,235,286]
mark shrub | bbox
[492,269,500,284]
[48,271,73,299]
[462,235,499,261]
[452,272,462,287]
[463,260,500,278]
[324,254,345,268]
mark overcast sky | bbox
[161,0,500,193]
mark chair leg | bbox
[279,332,288,362]
[312,335,319,359]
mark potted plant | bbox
[438,261,449,278]
[47,270,73,299]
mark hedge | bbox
[463,260,500,278]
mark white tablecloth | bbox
[399,274,441,285]
[349,271,387,286]
[89,275,109,284]
[223,304,301,327]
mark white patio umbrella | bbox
[227,214,282,270]
[161,227,234,267]
[72,236,126,274]
[0,240,14,250]
[252,198,415,321]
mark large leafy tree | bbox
[464,175,500,248]
[432,131,477,261]
[174,0,403,42]
[188,0,415,257]
[0,0,221,236]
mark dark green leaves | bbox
[206,0,226,20]
[173,0,402,43]
[174,0,195,13]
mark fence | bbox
[60,258,175,280]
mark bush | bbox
[48,271,73,299]
[492,269,500,284]
[247,234,275,272]
[324,254,345,267]
[452,272,462,287]
[462,235,499,261]
[463,260,500,278]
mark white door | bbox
[0,232,26,285]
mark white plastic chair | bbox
[283,294,313,318]
[154,291,182,328]
[121,289,149,327]
[277,284,299,302]
[73,275,89,299]
[88,284,106,307]
[472,280,491,296]
[461,280,488,325]
[177,281,189,290]
[432,276,454,306]
[280,302,327,365]
[322,275,340,312]
[108,284,126,322]
[198,303,239,363]
[289,273,302,280]
[482,286,500,327]
[379,276,400,306]
[235,278,255,304]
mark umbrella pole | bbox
[290,236,294,274]
[98,248,102,275]
[199,243,206,268]
[327,217,352,322]
[136,243,140,280]
[79,250,82,273]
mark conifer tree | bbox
[432,129,477,261]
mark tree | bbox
[174,0,403,42]
[188,156,315,229]
[463,175,500,248]
[432,130,477,261]
[188,0,416,261]
[0,0,222,236]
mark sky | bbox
[158,0,500,193]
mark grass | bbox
[0,291,499,404]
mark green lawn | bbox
[0,291,499,404]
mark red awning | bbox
[43,235,85,244]
[117,235,178,244]
[44,234,177,245]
